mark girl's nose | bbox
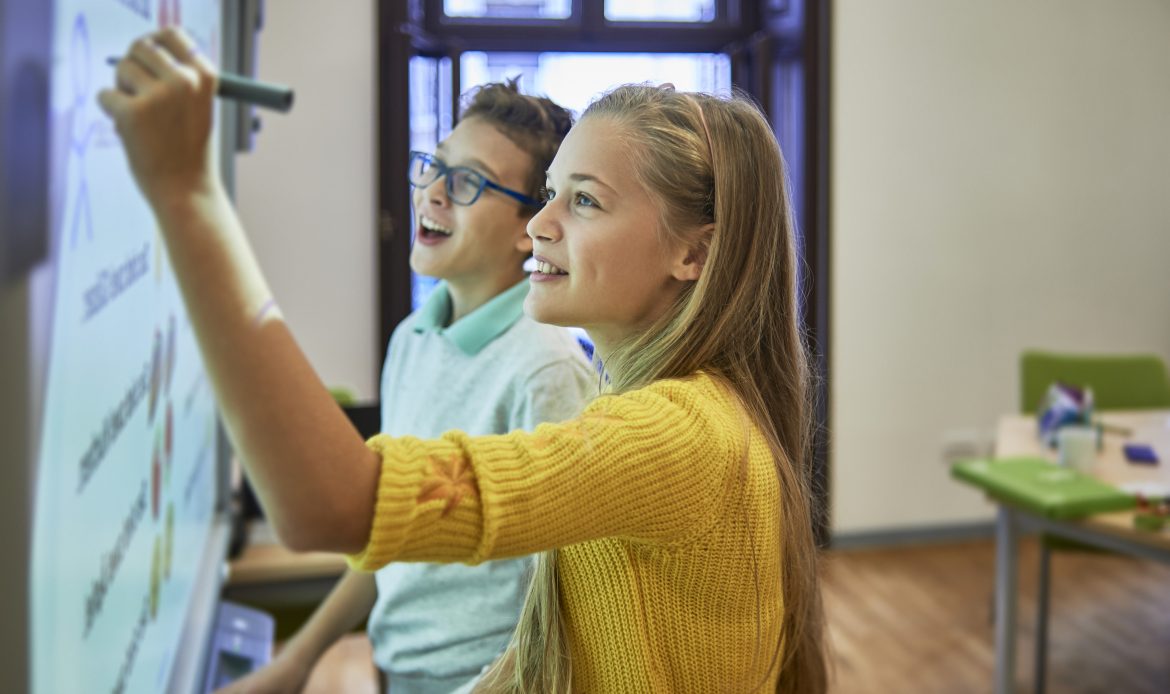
[526,203,561,242]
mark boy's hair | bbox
[460,78,574,215]
[482,86,827,694]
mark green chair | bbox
[1020,350,1170,414]
[1019,350,1170,693]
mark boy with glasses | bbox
[221,81,593,694]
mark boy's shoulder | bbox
[492,314,592,376]
[385,305,591,381]
[388,305,426,341]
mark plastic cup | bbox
[1058,425,1097,473]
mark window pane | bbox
[605,0,716,22]
[409,56,454,153]
[408,56,454,309]
[461,51,732,116]
[444,0,571,20]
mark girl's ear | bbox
[670,223,714,282]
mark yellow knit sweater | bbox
[348,373,784,692]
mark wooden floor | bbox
[824,537,1170,694]
[299,537,1170,693]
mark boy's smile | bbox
[416,214,454,246]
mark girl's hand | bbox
[98,27,221,212]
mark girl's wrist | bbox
[149,177,227,226]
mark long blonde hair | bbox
[479,85,827,693]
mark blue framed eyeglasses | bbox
[408,151,541,208]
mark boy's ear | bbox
[670,223,714,282]
[514,231,533,255]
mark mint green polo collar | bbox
[412,279,530,355]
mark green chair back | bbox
[1020,350,1170,414]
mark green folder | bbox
[952,457,1136,519]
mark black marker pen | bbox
[107,57,294,113]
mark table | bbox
[225,521,348,617]
[990,410,1170,694]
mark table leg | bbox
[995,507,1019,694]
[1034,542,1051,693]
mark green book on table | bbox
[952,457,1136,519]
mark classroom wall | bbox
[831,0,1170,534]
[235,1,379,399]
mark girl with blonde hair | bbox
[102,28,827,693]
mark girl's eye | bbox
[574,192,596,208]
[539,186,555,202]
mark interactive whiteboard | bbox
[29,1,231,692]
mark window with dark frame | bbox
[379,0,831,542]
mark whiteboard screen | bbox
[31,2,226,693]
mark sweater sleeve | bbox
[347,376,746,572]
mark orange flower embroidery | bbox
[417,453,478,517]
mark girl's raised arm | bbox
[99,28,379,553]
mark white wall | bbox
[235,1,378,399]
[832,0,1170,534]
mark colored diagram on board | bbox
[30,2,224,693]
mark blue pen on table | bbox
[106,56,294,113]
